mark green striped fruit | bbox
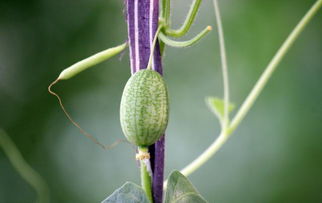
[120,69,169,147]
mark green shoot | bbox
[159,26,212,48]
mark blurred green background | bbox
[0,0,321,202]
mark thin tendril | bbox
[48,79,128,150]
[213,0,230,129]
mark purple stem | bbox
[126,0,164,202]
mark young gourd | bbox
[120,69,169,147]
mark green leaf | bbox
[101,182,149,203]
[206,97,235,123]
[165,171,208,203]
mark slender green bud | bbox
[58,43,127,80]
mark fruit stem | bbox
[138,147,153,203]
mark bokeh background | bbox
[1,0,322,202]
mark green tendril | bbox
[159,26,212,48]
[163,0,202,38]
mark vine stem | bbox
[179,0,322,177]
[213,0,230,130]
[139,147,153,203]
[141,161,153,202]
[0,129,50,203]
[147,26,162,70]
[229,0,322,132]
[180,130,228,177]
